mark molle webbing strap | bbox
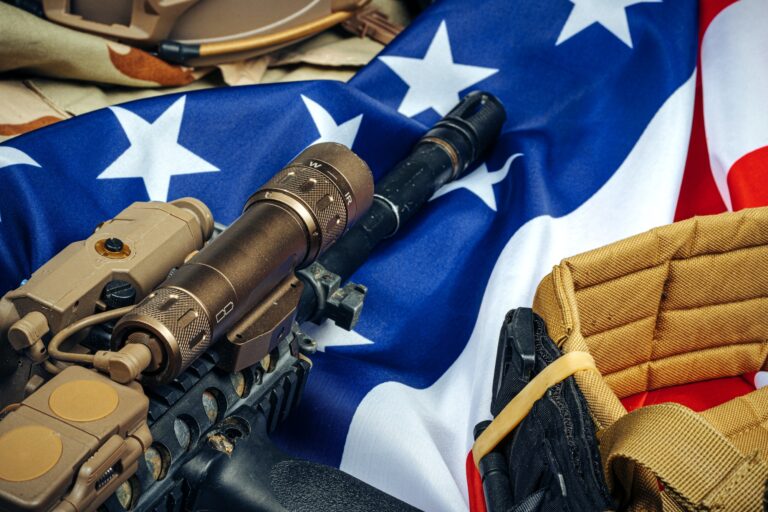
[701,386,768,461]
[599,403,768,512]
[472,351,598,466]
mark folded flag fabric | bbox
[1,1,766,511]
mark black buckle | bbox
[493,308,536,402]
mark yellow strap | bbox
[472,350,598,466]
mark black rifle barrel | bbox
[297,91,506,323]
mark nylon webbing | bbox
[599,403,768,511]
[472,350,598,466]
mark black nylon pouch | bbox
[476,308,615,512]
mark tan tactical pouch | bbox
[532,207,768,511]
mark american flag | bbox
[1,0,765,510]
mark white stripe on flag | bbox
[335,72,696,511]
[701,0,768,210]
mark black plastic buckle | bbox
[493,308,536,402]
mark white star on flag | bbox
[556,0,662,48]
[97,96,219,202]
[303,319,375,352]
[302,95,363,149]
[379,21,498,117]
[430,153,522,211]
[0,147,40,170]
[0,147,41,222]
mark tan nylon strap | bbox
[599,403,768,511]
[701,387,768,462]
[472,351,598,466]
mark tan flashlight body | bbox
[111,143,373,384]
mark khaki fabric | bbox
[533,265,628,429]
[599,404,768,512]
[0,1,409,141]
[702,386,768,461]
[0,3,199,88]
[532,207,768,510]
[533,207,768,406]
[0,81,70,141]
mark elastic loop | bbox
[472,350,598,466]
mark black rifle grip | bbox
[181,406,419,511]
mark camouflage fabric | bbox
[0,0,411,142]
[0,3,200,88]
[0,80,68,140]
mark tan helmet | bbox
[37,0,371,65]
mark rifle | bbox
[0,92,506,512]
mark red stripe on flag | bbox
[674,73,726,221]
[699,0,740,32]
[621,375,756,413]
[466,451,487,512]
[727,146,768,210]
[674,0,738,220]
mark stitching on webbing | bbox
[581,295,768,339]
[602,341,768,384]
[572,241,768,292]
[663,294,768,313]
[673,239,768,261]
[582,311,653,338]
[573,260,665,292]
[648,261,671,391]
[728,423,768,443]
[722,393,768,441]
[649,338,768,369]
[707,461,753,510]
[554,265,572,336]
